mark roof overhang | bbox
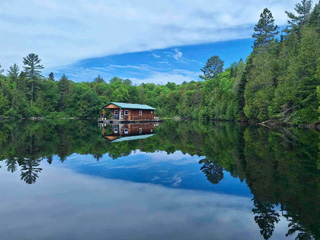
[101,102,156,110]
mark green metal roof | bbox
[102,102,156,110]
[111,134,155,143]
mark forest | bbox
[0,0,320,125]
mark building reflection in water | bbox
[101,123,157,143]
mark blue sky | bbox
[46,38,253,84]
[0,0,296,84]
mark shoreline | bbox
[1,116,320,131]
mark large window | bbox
[114,110,118,115]
[139,110,142,116]
[124,110,129,115]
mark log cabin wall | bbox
[130,109,154,121]
[111,109,154,120]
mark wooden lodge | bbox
[102,123,156,143]
[99,102,161,124]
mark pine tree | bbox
[7,64,20,83]
[200,56,224,80]
[253,8,279,49]
[285,0,312,33]
[49,72,55,81]
[93,74,105,83]
[22,53,44,102]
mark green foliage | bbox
[23,53,44,103]
[199,55,224,80]
[0,91,10,115]
[67,83,99,117]
[0,1,319,124]
[285,0,312,33]
[253,8,279,49]
[49,72,55,81]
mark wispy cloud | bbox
[173,49,183,60]
[131,70,202,85]
[0,0,294,70]
[152,53,161,59]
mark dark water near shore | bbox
[0,120,319,240]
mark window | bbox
[139,110,142,116]
[139,128,142,134]
[114,110,118,115]
[124,110,129,115]
[151,111,153,114]
[124,129,129,134]
[114,126,118,134]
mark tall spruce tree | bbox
[22,53,44,102]
[253,8,279,49]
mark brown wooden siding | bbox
[110,109,154,121]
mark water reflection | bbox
[101,122,156,142]
[0,119,319,239]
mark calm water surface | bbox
[0,120,319,240]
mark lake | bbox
[0,120,319,240]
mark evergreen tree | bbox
[7,64,20,82]
[308,0,320,32]
[199,159,224,184]
[233,58,249,120]
[49,72,55,81]
[285,0,312,33]
[22,53,44,102]
[93,74,105,83]
[0,91,10,115]
[253,8,279,49]
[252,199,280,240]
[200,56,224,80]
[58,74,70,112]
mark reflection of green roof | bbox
[111,134,155,143]
[102,102,156,110]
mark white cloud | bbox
[173,49,183,60]
[131,69,202,84]
[0,0,295,70]
[0,165,292,239]
[152,53,161,58]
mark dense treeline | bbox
[0,0,319,124]
[0,119,319,239]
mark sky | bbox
[0,0,296,84]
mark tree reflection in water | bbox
[20,158,42,184]
[0,119,319,239]
[199,159,224,184]
[252,199,280,240]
